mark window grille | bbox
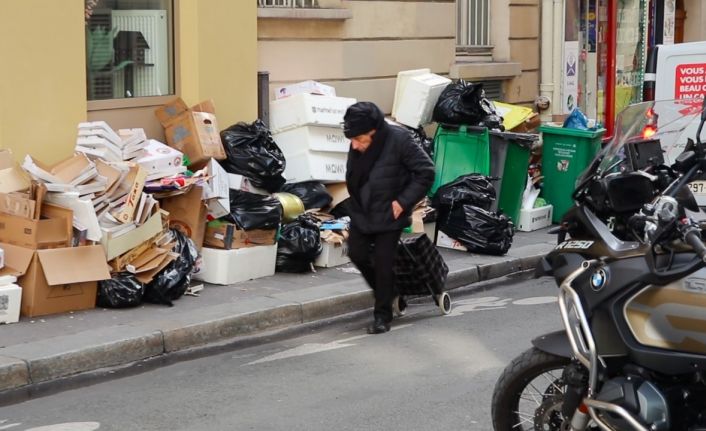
[456,0,491,47]
[257,0,319,7]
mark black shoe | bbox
[366,318,390,334]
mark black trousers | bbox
[348,227,402,323]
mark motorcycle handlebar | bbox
[683,225,706,263]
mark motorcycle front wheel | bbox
[491,347,572,431]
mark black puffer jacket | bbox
[346,123,435,234]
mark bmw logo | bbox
[590,269,608,291]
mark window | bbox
[258,0,320,7]
[456,0,491,49]
[85,0,174,101]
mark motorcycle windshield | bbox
[592,99,705,179]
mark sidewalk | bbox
[0,229,556,393]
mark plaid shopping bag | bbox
[394,234,449,296]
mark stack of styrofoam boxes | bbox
[392,69,452,129]
[270,93,357,184]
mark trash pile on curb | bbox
[0,71,548,325]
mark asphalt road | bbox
[0,274,561,431]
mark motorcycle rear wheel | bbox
[491,347,572,431]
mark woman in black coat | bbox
[343,102,435,334]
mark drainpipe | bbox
[540,0,554,121]
[552,0,564,119]
[605,0,617,138]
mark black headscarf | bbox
[345,102,388,204]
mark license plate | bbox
[689,181,706,195]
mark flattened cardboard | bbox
[134,253,177,284]
[190,99,216,115]
[0,203,73,249]
[160,186,207,250]
[0,242,34,278]
[114,165,146,224]
[0,150,30,194]
[204,223,277,250]
[36,246,110,285]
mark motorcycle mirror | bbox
[676,185,700,212]
[674,150,697,173]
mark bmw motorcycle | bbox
[491,97,706,431]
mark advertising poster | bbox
[563,41,580,114]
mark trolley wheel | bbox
[436,292,452,315]
[392,296,407,317]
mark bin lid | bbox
[538,124,606,138]
[489,130,539,148]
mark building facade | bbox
[0,0,258,164]
[258,0,541,113]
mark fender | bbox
[532,330,572,358]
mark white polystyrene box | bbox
[275,80,336,99]
[273,126,350,155]
[392,69,431,120]
[0,283,21,324]
[193,244,277,285]
[284,151,348,183]
[314,241,350,268]
[269,94,357,134]
[517,205,553,232]
[395,73,452,128]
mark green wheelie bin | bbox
[489,131,538,223]
[539,125,605,223]
[429,124,490,196]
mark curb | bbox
[0,252,546,394]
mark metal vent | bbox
[480,80,503,101]
[258,0,319,7]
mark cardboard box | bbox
[273,125,350,154]
[275,80,336,99]
[269,94,356,134]
[135,139,185,177]
[394,73,451,128]
[517,205,553,232]
[101,210,164,260]
[314,241,350,268]
[204,223,277,250]
[0,203,73,249]
[436,230,468,252]
[202,159,231,219]
[0,242,110,317]
[156,98,226,167]
[160,186,208,249]
[284,151,347,183]
[228,173,268,195]
[0,283,21,324]
[392,68,431,120]
[193,244,277,285]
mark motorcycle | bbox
[491,97,706,431]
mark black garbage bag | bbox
[226,189,282,230]
[276,214,322,273]
[408,126,434,159]
[432,174,496,212]
[220,120,286,193]
[329,197,352,219]
[97,273,144,308]
[440,204,514,255]
[432,80,504,130]
[143,229,199,306]
[280,181,332,210]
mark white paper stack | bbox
[76,122,148,162]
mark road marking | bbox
[446,296,557,317]
[244,324,413,366]
[0,423,21,430]
[24,424,100,431]
[513,296,557,306]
